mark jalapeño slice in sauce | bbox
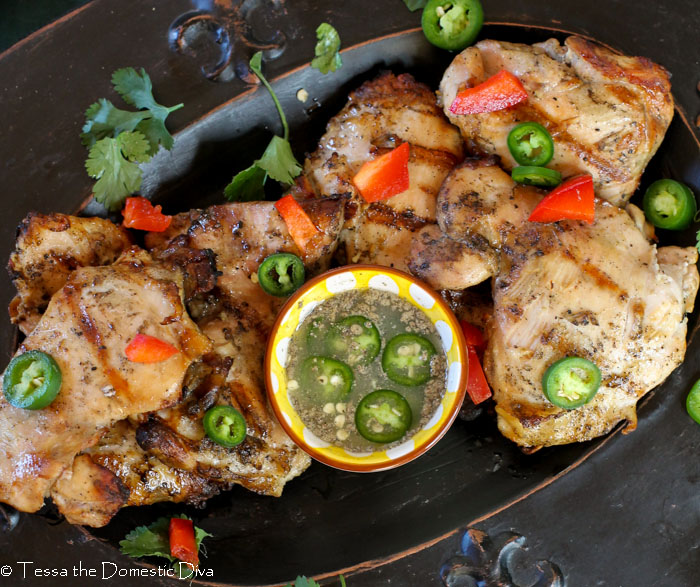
[3,350,62,410]
[511,166,562,188]
[326,315,381,365]
[507,122,554,167]
[300,356,354,403]
[258,253,305,297]
[542,357,601,409]
[382,333,436,386]
[642,179,697,230]
[355,389,413,443]
[203,405,247,447]
[421,0,484,51]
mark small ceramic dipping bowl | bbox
[264,265,468,472]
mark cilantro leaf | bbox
[111,67,183,155]
[119,515,211,581]
[311,23,342,74]
[403,0,428,10]
[112,67,162,111]
[257,136,303,185]
[81,99,150,148]
[224,164,267,202]
[85,131,151,211]
[135,116,175,153]
[224,53,302,198]
[696,228,700,255]
[119,516,172,560]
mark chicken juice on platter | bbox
[285,288,447,452]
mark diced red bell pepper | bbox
[528,175,595,224]
[353,142,410,203]
[122,196,172,232]
[169,518,198,567]
[460,321,486,355]
[125,334,179,363]
[466,344,491,405]
[449,70,528,115]
[274,194,320,254]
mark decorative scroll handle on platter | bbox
[169,0,287,82]
[440,528,565,587]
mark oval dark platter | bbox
[0,2,699,586]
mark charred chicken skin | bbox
[8,213,131,336]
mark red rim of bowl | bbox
[264,264,468,473]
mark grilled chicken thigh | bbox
[48,196,345,525]
[439,37,674,206]
[431,161,698,447]
[305,72,464,271]
[409,157,541,289]
[146,197,346,321]
[8,213,131,335]
[56,308,311,526]
[0,248,211,513]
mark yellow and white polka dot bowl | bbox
[264,265,468,473]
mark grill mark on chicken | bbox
[364,203,431,231]
[511,103,629,184]
[579,262,625,295]
[72,292,131,401]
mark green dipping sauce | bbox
[286,288,447,452]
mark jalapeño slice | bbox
[258,253,305,297]
[3,350,62,410]
[355,389,413,443]
[326,315,381,365]
[203,405,247,447]
[507,122,554,167]
[642,179,697,230]
[542,357,601,410]
[421,0,484,51]
[686,380,700,425]
[382,333,436,386]
[300,356,354,403]
[511,166,562,188]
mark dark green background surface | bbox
[0,0,89,52]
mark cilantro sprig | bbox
[119,515,211,580]
[224,52,302,201]
[82,67,182,211]
[311,23,343,74]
